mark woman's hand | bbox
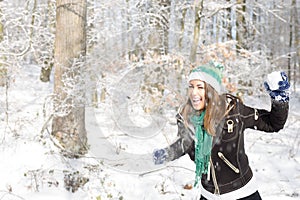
[264,71,290,102]
[153,149,168,165]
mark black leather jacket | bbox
[165,94,289,195]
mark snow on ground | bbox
[0,65,299,200]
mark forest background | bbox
[0,0,299,199]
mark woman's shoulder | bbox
[224,93,244,105]
[222,93,245,115]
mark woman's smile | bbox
[189,80,206,110]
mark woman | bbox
[153,62,290,200]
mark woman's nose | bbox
[192,87,198,95]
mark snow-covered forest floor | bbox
[0,64,299,200]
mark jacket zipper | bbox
[218,152,240,173]
[210,158,220,195]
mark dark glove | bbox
[264,71,290,102]
[153,148,168,165]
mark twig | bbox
[207,3,238,18]
[139,165,194,177]
[40,114,53,136]
[0,190,26,200]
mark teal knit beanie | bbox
[188,61,223,94]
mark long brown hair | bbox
[180,83,226,136]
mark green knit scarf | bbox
[190,111,213,187]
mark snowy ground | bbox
[0,65,299,200]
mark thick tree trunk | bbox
[52,0,88,157]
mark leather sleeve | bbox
[240,99,289,132]
[165,118,195,161]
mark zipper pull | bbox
[254,109,259,120]
[218,152,240,173]
[227,119,234,133]
[207,161,211,181]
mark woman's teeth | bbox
[193,97,201,103]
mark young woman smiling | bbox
[153,62,290,200]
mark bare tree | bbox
[189,0,204,63]
[236,0,247,50]
[52,0,88,157]
[225,0,233,40]
[295,0,300,90]
[290,0,299,90]
[131,0,171,59]
[0,6,6,87]
[178,2,187,50]
[40,0,56,82]
[148,0,171,55]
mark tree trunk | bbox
[292,0,299,91]
[87,0,99,107]
[52,0,88,157]
[226,0,232,40]
[288,0,293,81]
[29,0,37,45]
[40,0,55,82]
[179,6,187,50]
[236,0,247,50]
[0,7,6,87]
[189,0,204,64]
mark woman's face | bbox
[188,80,206,111]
